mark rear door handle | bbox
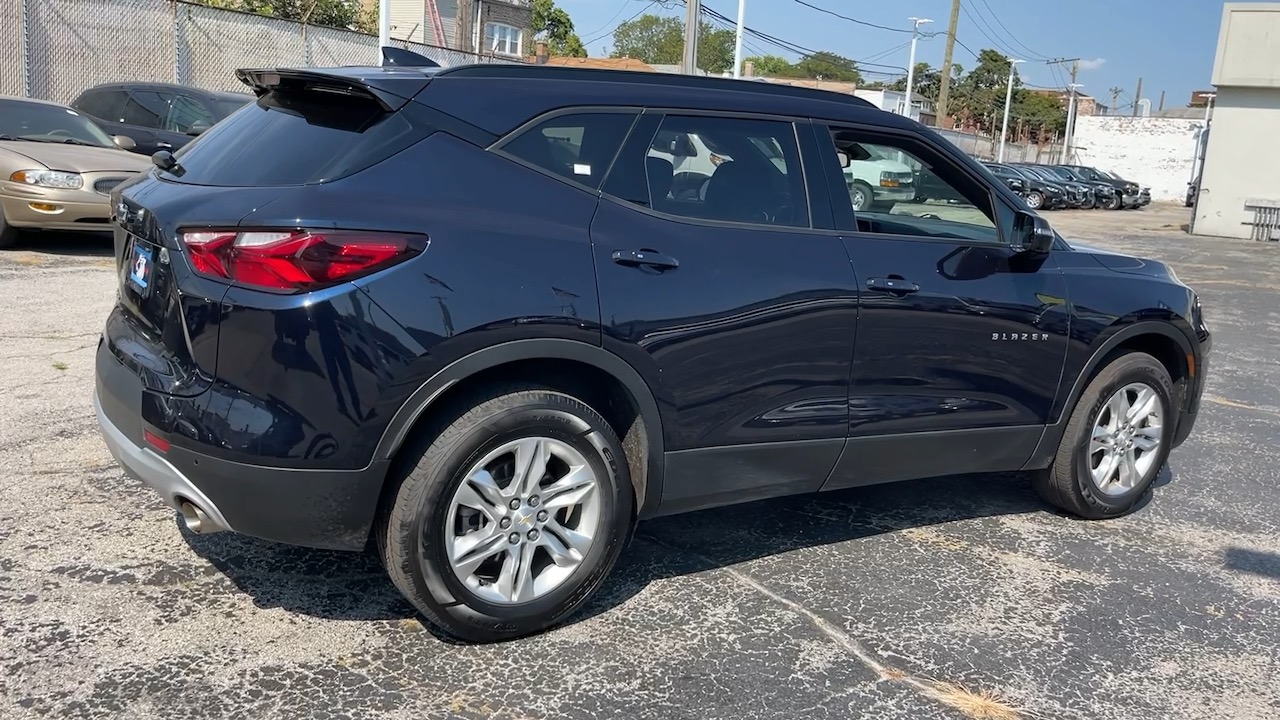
[612,249,679,270]
[866,276,919,294]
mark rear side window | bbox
[166,95,214,133]
[499,112,637,190]
[165,90,434,187]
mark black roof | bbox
[81,81,251,101]
[235,62,902,136]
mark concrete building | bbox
[386,0,531,56]
[852,89,937,125]
[1193,3,1280,240]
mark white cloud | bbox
[1077,58,1106,71]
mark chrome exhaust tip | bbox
[179,500,225,534]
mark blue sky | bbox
[557,0,1225,111]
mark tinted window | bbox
[210,96,251,120]
[166,95,214,133]
[643,115,808,228]
[166,91,433,186]
[76,90,127,121]
[501,112,637,190]
[827,128,997,243]
[121,91,172,128]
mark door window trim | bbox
[820,121,1013,247]
[598,107,826,235]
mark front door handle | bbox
[612,249,679,270]
[866,276,919,294]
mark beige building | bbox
[1193,3,1280,239]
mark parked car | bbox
[1015,164,1093,209]
[1047,165,1120,210]
[1100,169,1152,209]
[1186,176,1199,208]
[0,96,152,248]
[96,59,1211,643]
[1062,165,1146,209]
[71,82,251,156]
[984,162,1067,210]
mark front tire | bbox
[1104,194,1123,210]
[1026,190,1045,210]
[1033,352,1174,519]
[377,384,634,642]
[849,181,875,212]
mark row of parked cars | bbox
[0,82,251,247]
[984,162,1151,212]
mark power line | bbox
[583,0,661,45]
[791,0,912,34]
[859,41,912,65]
[969,0,1054,61]
[701,4,906,71]
[957,1,1022,60]
[580,0,638,40]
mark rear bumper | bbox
[94,341,389,551]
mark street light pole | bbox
[682,0,702,75]
[902,17,932,117]
[732,0,746,78]
[378,0,391,48]
[1060,82,1083,164]
[997,59,1024,162]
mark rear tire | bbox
[0,211,19,249]
[1033,352,1174,519]
[377,384,633,643]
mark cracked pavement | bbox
[2,206,1278,719]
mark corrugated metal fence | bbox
[1,0,520,104]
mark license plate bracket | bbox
[127,241,153,293]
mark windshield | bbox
[1054,167,1084,181]
[0,99,115,147]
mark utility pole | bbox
[998,59,1024,162]
[1132,76,1143,117]
[902,17,932,117]
[732,0,746,78]
[682,0,702,75]
[936,0,961,127]
[1109,86,1122,115]
[1158,90,1166,111]
[1060,82,1082,163]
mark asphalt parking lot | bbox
[2,204,1277,720]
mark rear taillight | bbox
[178,229,423,291]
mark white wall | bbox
[1193,86,1280,238]
[1070,116,1204,202]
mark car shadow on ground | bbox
[181,464,1176,642]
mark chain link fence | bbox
[3,0,522,104]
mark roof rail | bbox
[433,63,878,109]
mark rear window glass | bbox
[167,90,432,186]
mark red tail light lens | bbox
[179,229,423,291]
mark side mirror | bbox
[112,134,137,151]
[186,121,211,136]
[836,151,851,169]
[1013,210,1054,254]
[1006,177,1025,192]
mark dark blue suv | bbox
[96,59,1211,642]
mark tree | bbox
[792,51,861,83]
[743,54,794,77]
[1012,89,1068,136]
[889,62,940,101]
[611,15,735,74]
[953,49,1019,132]
[193,0,362,30]
[532,0,586,57]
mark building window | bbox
[485,23,522,57]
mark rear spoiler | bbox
[236,58,439,111]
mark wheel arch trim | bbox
[1025,319,1196,470]
[372,338,666,514]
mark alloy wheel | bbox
[1089,382,1163,496]
[445,437,602,604]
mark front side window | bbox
[75,90,127,122]
[121,91,173,129]
[485,23,522,56]
[500,112,637,190]
[642,115,808,228]
[166,95,215,134]
[828,127,997,243]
